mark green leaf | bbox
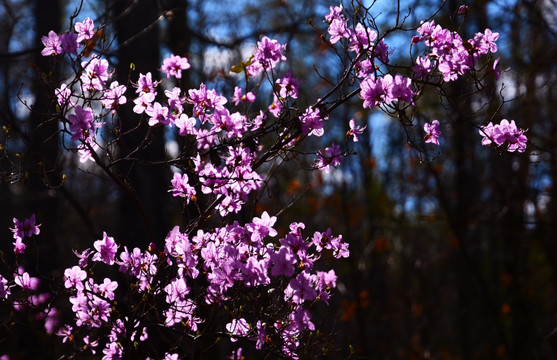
[230,64,244,73]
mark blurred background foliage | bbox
[0,0,556,358]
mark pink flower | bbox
[161,54,190,79]
[100,81,127,112]
[359,75,394,109]
[231,86,256,106]
[300,107,327,137]
[75,17,95,43]
[93,232,118,265]
[41,31,62,56]
[145,102,171,126]
[226,318,250,341]
[10,214,40,239]
[347,119,366,142]
[13,237,26,254]
[60,32,79,55]
[0,275,11,299]
[14,270,39,291]
[64,266,87,290]
[68,106,95,141]
[276,70,299,99]
[170,172,196,203]
[316,143,342,173]
[253,36,287,70]
[479,119,527,152]
[328,18,350,44]
[81,56,112,92]
[424,120,441,145]
[55,84,74,107]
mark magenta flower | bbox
[75,17,95,43]
[226,318,250,341]
[231,86,256,106]
[98,278,118,300]
[161,54,191,79]
[100,81,127,112]
[13,237,26,254]
[81,57,111,91]
[328,18,350,44]
[68,106,95,141]
[276,70,299,99]
[424,120,441,145]
[78,137,99,163]
[268,94,283,118]
[55,84,74,107]
[249,211,278,239]
[60,32,79,55]
[325,5,344,22]
[174,113,195,136]
[170,172,196,203]
[300,107,327,137]
[347,119,366,142]
[145,102,171,126]
[43,307,60,334]
[134,72,160,95]
[132,92,155,114]
[316,143,342,173]
[317,269,338,290]
[0,275,11,300]
[413,56,432,79]
[270,246,296,277]
[14,270,39,291]
[285,272,317,305]
[290,307,315,331]
[348,23,377,53]
[391,74,414,103]
[64,266,87,290]
[93,232,118,265]
[359,75,393,109]
[73,248,93,268]
[41,31,63,56]
[491,58,509,81]
[253,36,287,70]
[479,119,527,152]
[10,214,40,239]
[102,342,122,360]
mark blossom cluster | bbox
[325,5,414,111]
[10,214,40,254]
[2,216,59,338]
[412,20,501,82]
[0,3,529,359]
[54,213,346,358]
[324,5,525,151]
[479,119,528,152]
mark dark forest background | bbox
[1,0,556,358]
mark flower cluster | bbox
[479,119,528,152]
[0,3,526,358]
[2,216,59,336]
[49,213,348,359]
[412,20,500,82]
[325,6,414,110]
[359,74,414,110]
[10,214,40,254]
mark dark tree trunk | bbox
[113,0,169,248]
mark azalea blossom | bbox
[424,120,441,145]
